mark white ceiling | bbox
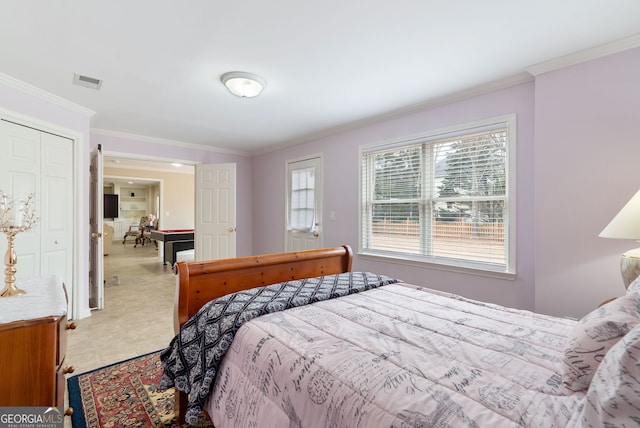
[1,1,639,154]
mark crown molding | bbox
[264,35,640,155]
[91,128,250,157]
[0,72,95,117]
[255,72,533,155]
[526,33,640,76]
[402,72,534,112]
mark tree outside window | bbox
[360,116,514,274]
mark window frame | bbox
[358,115,516,279]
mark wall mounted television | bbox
[104,193,119,218]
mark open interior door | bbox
[89,145,104,310]
[195,163,236,261]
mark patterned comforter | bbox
[159,272,399,423]
[206,282,588,427]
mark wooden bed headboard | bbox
[170,245,352,425]
[172,245,353,333]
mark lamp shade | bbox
[221,72,266,98]
[600,188,640,239]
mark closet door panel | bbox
[2,122,39,198]
[0,121,41,279]
[6,124,38,167]
[41,133,73,285]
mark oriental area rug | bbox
[67,351,213,428]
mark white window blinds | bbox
[360,116,515,274]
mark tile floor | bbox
[67,240,178,374]
[65,239,181,425]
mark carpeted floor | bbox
[67,351,213,428]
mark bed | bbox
[160,245,640,427]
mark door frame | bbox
[0,107,86,319]
[101,150,196,234]
[100,149,196,266]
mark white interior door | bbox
[286,155,322,251]
[195,163,236,261]
[89,146,104,309]
[0,119,74,313]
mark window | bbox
[360,116,515,275]
[289,166,316,231]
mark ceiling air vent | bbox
[73,73,103,90]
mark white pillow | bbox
[561,292,640,391]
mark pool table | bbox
[149,229,195,265]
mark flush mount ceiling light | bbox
[221,71,266,98]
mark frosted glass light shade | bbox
[600,188,640,239]
[221,72,266,98]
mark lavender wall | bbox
[89,133,254,258]
[0,78,92,318]
[535,47,640,318]
[253,82,536,310]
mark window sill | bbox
[358,250,516,281]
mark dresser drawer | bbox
[0,317,58,405]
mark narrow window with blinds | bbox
[360,115,515,275]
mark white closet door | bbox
[0,120,41,278]
[40,132,73,284]
[0,120,73,306]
